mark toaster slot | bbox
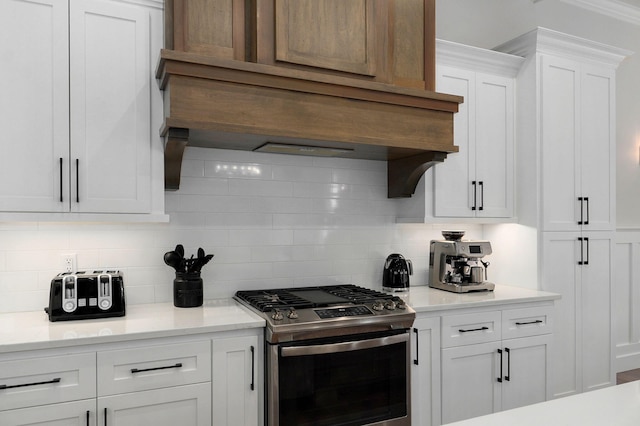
[98,274,113,310]
[62,275,77,313]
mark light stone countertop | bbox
[0,285,558,354]
[0,299,265,354]
[446,380,640,426]
[400,284,560,313]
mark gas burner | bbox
[235,284,397,312]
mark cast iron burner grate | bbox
[235,284,394,312]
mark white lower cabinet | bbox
[98,383,211,426]
[411,316,441,426]
[0,332,262,426]
[212,335,260,426]
[0,399,96,426]
[412,302,554,426]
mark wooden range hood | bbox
[158,0,463,198]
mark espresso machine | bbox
[429,231,495,293]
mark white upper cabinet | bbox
[540,55,616,232]
[0,0,70,213]
[397,40,522,223]
[0,0,166,220]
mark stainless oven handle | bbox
[280,333,408,357]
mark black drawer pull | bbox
[459,326,489,333]
[131,363,182,374]
[515,320,543,326]
[0,377,61,390]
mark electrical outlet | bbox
[60,253,77,273]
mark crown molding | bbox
[436,39,525,77]
[532,0,640,25]
[494,27,632,68]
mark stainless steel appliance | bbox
[235,285,415,426]
[382,254,413,292]
[45,270,126,321]
[429,231,495,293]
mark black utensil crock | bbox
[173,272,203,308]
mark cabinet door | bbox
[441,341,501,424]
[212,335,259,426]
[540,55,581,232]
[501,334,551,411]
[273,0,377,76]
[69,0,151,213]
[411,316,441,426]
[581,231,614,391]
[0,0,70,212]
[475,73,514,218]
[98,383,211,426]
[433,66,475,218]
[541,232,580,397]
[580,65,615,231]
[0,399,95,426]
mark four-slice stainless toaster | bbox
[45,270,126,322]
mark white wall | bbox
[0,147,483,313]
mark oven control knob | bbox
[384,300,397,310]
[272,309,284,321]
[287,308,299,319]
[394,298,407,310]
[372,301,385,311]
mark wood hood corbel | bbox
[156,49,463,198]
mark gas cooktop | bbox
[235,284,401,311]
[234,285,415,343]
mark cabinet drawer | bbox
[0,352,96,411]
[441,311,502,348]
[502,306,553,340]
[97,340,211,396]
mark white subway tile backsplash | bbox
[0,148,484,313]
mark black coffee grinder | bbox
[382,253,413,292]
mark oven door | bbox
[268,330,411,426]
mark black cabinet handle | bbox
[413,327,419,366]
[505,347,511,381]
[0,377,61,390]
[131,363,182,374]
[578,237,590,266]
[459,326,489,333]
[479,181,484,211]
[250,345,255,391]
[75,159,80,203]
[59,158,64,202]
[584,237,589,265]
[515,320,543,326]
[497,349,503,383]
[472,181,477,211]
[578,197,584,225]
[104,407,107,426]
[86,410,90,426]
[584,197,590,225]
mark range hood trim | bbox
[157,50,463,198]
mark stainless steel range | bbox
[235,284,415,426]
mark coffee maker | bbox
[429,231,495,293]
[383,253,413,292]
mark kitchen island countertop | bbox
[0,299,265,354]
[446,380,640,425]
[404,284,560,313]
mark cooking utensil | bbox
[164,251,182,271]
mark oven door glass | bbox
[275,331,409,426]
